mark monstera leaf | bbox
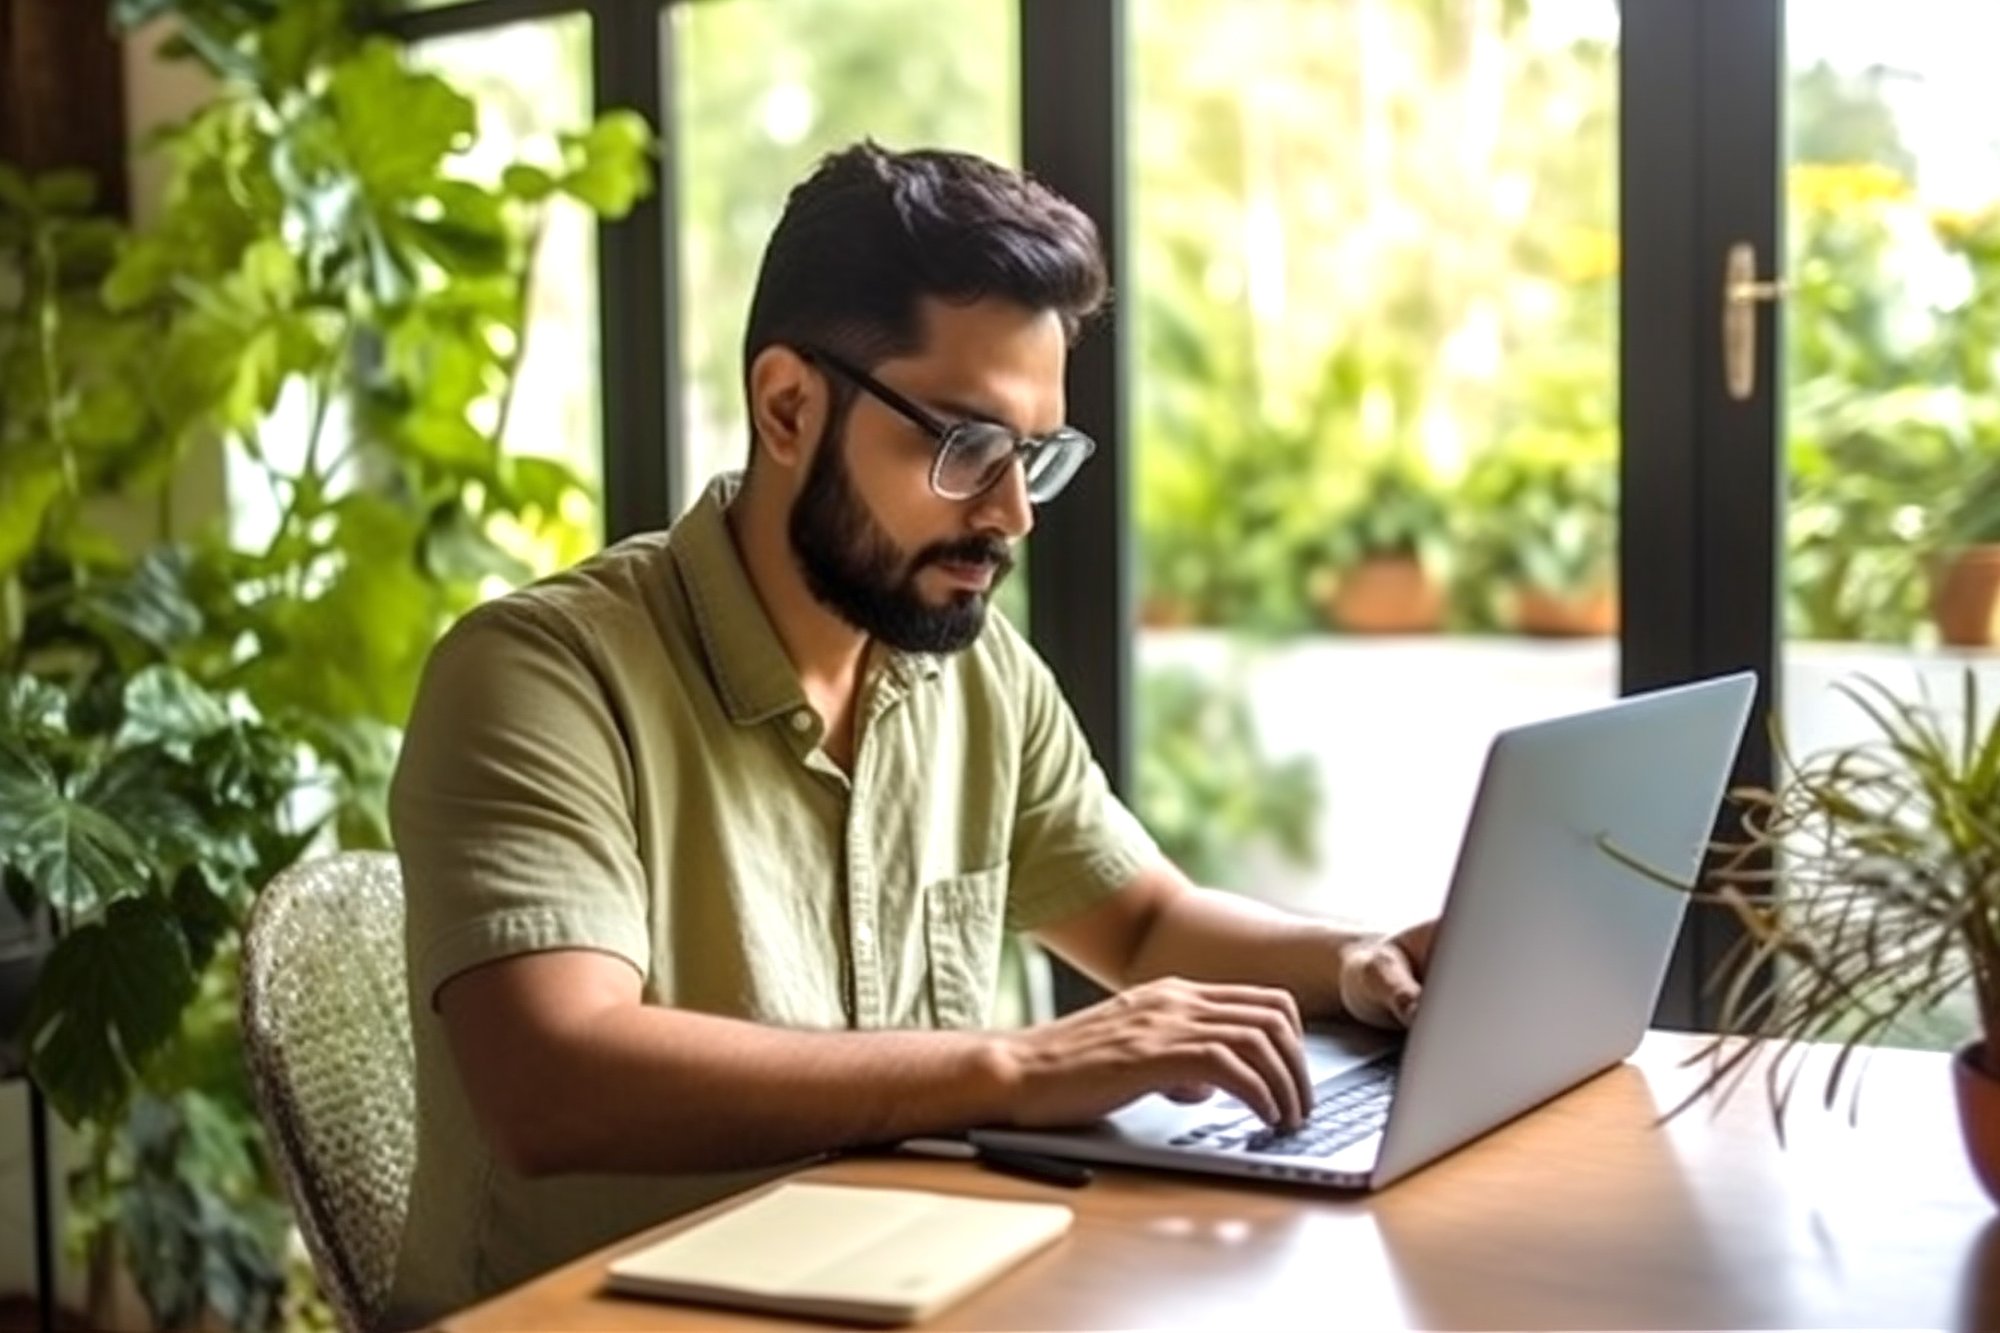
[0,740,148,918]
[25,895,197,1124]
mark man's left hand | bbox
[1336,920,1436,1030]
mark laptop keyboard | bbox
[1168,1057,1399,1160]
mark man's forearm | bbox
[1122,885,1372,1019]
[500,1007,1016,1177]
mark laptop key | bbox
[1241,1062,1398,1159]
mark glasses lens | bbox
[934,422,1020,499]
[1022,430,1094,502]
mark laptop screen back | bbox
[1370,672,1755,1187]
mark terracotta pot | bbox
[1956,1039,2000,1209]
[1327,555,1445,634]
[1933,546,2000,647]
[1513,584,1619,637]
[1139,596,1198,630]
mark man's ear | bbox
[747,345,825,474]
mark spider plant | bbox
[1604,670,1998,1137]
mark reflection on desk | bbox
[432,1032,1991,1331]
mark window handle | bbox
[1723,241,1788,401]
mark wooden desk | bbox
[435,1033,1993,1330]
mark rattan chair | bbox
[242,851,414,1333]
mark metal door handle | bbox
[1724,241,1787,401]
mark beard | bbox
[788,418,1015,654]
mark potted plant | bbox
[1309,452,1453,634]
[1605,673,1997,1202]
[1928,443,2000,647]
[0,166,334,1329]
[1457,440,1617,636]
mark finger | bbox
[1163,1083,1216,1104]
[1182,981,1304,1035]
[1198,1000,1314,1121]
[1177,1043,1280,1127]
[1200,1019,1304,1129]
[1365,946,1423,1028]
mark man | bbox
[385,141,1431,1326]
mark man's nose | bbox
[967,455,1035,541]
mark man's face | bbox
[787,299,1062,653]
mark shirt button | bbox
[855,923,875,950]
[789,709,813,733]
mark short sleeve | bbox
[997,626,1161,931]
[391,602,651,1009]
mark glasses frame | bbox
[799,346,1096,503]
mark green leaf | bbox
[421,503,533,585]
[76,548,205,653]
[501,163,556,202]
[257,0,348,91]
[110,0,182,31]
[116,666,233,757]
[0,676,69,737]
[237,494,445,726]
[32,171,98,216]
[0,742,148,917]
[560,158,648,219]
[26,894,197,1124]
[0,462,66,577]
[581,109,654,158]
[178,1088,260,1196]
[119,1171,203,1332]
[558,112,657,219]
[170,866,234,973]
[499,454,590,512]
[236,237,300,309]
[222,327,284,427]
[226,728,305,809]
[396,213,509,277]
[327,41,476,201]
[402,408,494,470]
[102,234,175,311]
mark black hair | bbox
[740,141,1108,459]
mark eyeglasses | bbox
[800,347,1096,504]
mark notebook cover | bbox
[604,1181,1074,1325]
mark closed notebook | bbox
[604,1181,1074,1326]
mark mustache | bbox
[917,535,1014,575]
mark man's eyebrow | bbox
[924,396,1016,430]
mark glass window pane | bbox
[1133,0,1621,928]
[670,0,1019,508]
[1779,1,1997,1051]
[415,16,604,557]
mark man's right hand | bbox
[994,977,1313,1133]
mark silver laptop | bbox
[971,672,1756,1192]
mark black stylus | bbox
[972,1145,1094,1188]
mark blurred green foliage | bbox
[1785,165,2000,644]
[0,1,653,1325]
[1136,665,1320,887]
[672,0,1017,490]
[1131,0,1618,635]
[1455,430,1617,630]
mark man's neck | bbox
[723,478,871,705]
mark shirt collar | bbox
[669,473,942,728]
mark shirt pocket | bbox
[923,864,1009,1028]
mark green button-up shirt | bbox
[383,475,1157,1327]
